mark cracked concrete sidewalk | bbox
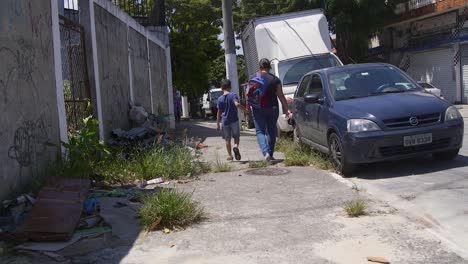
[71,166,465,264]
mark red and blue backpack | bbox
[247,72,268,109]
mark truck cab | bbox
[202,88,223,119]
[241,9,343,132]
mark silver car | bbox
[417,81,444,99]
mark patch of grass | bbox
[94,157,137,185]
[277,137,332,169]
[344,199,367,217]
[132,146,205,180]
[139,189,206,230]
[248,160,268,168]
[211,155,233,173]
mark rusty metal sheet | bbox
[19,178,90,241]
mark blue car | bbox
[292,63,464,176]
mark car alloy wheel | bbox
[329,134,342,169]
[328,133,354,176]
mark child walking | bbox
[216,79,246,161]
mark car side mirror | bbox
[304,93,323,104]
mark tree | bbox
[208,54,247,87]
[166,0,224,98]
[324,0,395,64]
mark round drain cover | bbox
[245,168,290,176]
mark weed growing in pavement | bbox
[139,189,206,231]
[276,136,332,169]
[132,146,205,180]
[344,199,367,217]
[248,160,268,168]
[211,154,233,173]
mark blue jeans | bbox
[252,107,279,157]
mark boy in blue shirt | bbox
[216,79,246,161]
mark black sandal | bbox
[233,147,241,161]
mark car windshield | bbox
[279,55,341,85]
[328,66,421,101]
[211,91,223,100]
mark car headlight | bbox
[347,119,381,133]
[445,106,462,121]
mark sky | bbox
[218,32,244,55]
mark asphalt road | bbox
[350,106,468,259]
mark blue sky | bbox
[218,32,244,55]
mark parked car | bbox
[292,63,464,175]
[417,81,444,99]
[201,88,223,119]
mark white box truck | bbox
[241,9,343,132]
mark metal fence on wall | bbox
[109,0,154,26]
[60,15,92,134]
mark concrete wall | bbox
[0,0,62,200]
[94,4,130,137]
[149,42,169,114]
[88,0,173,139]
[129,28,152,111]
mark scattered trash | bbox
[196,142,208,150]
[170,244,175,248]
[177,180,190,184]
[18,178,91,242]
[129,103,149,125]
[163,228,171,234]
[147,217,162,234]
[83,198,100,214]
[147,178,164,185]
[99,198,141,241]
[16,227,111,252]
[367,256,390,263]
[78,216,102,229]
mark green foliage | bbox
[211,154,233,173]
[208,54,248,87]
[276,136,332,169]
[60,116,110,177]
[248,160,268,168]
[139,189,206,230]
[166,0,224,97]
[344,199,368,217]
[132,146,205,180]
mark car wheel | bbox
[293,126,301,144]
[328,133,355,176]
[433,149,459,161]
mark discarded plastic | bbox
[147,178,164,185]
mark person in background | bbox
[216,79,246,161]
[174,90,182,122]
[247,58,291,161]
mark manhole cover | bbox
[245,168,290,176]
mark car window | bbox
[296,75,312,98]
[328,66,420,101]
[307,74,323,95]
[279,54,341,85]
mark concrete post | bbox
[182,96,189,118]
[79,0,105,140]
[52,0,68,146]
[222,0,241,127]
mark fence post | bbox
[79,0,105,140]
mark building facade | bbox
[372,0,468,103]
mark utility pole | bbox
[222,0,242,127]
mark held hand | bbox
[283,109,292,120]
[216,123,220,130]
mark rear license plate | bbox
[404,133,432,147]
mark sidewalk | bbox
[73,167,464,264]
[178,120,285,169]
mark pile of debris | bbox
[0,178,159,262]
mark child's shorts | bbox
[222,121,240,140]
